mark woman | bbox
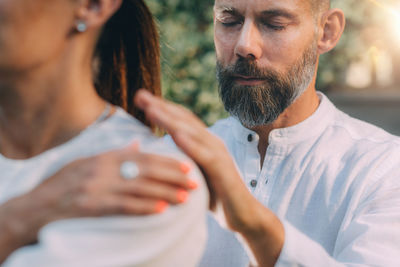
[0,0,208,266]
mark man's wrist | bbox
[236,201,285,266]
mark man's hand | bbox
[135,89,285,267]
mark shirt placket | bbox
[253,140,287,207]
[243,133,261,193]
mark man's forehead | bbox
[214,0,311,14]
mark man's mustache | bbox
[224,58,280,81]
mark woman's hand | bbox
[33,143,197,218]
[0,143,197,263]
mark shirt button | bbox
[250,180,258,188]
[247,134,253,142]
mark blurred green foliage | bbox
[145,0,397,125]
[146,0,224,126]
[318,0,399,90]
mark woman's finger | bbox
[135,159,197,190]
[114,151,197,190]
[119,178,190,205]
[96,196,169,216]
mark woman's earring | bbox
[76,20,87,33]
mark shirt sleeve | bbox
[3,166,209,267]
[276,168,400,267]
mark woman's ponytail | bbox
[94,0,160,127]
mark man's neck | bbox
[250,87,320,167]
[0,55,105,160]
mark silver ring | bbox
[120,161,140,180]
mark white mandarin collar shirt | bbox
[230,92,334,147]
[200,92,400,267]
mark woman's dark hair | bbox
[94,0,160,128]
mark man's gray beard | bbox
[217,43,318,128]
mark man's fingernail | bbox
[177,190,188,203]
[188,180,198,190]
[139,89,153,98]
[155,201,168,213]
[180,163,191,174]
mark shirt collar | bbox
[231,92,336,145]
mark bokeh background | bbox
[146,0,400,134]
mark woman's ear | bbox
[75,0,122,32]
[317,8,346,55]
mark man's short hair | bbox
[311,0,330,14]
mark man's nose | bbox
[234,21,263,60]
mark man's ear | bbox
[317,8,346,55]
[75,0,122,31]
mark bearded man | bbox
[135,0,400,266]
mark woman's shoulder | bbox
[99,107,151,137]
[101,107,185,157]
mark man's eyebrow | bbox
[214,5,242,17]
[260,9,299,21]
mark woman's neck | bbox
[0,60,106,160]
